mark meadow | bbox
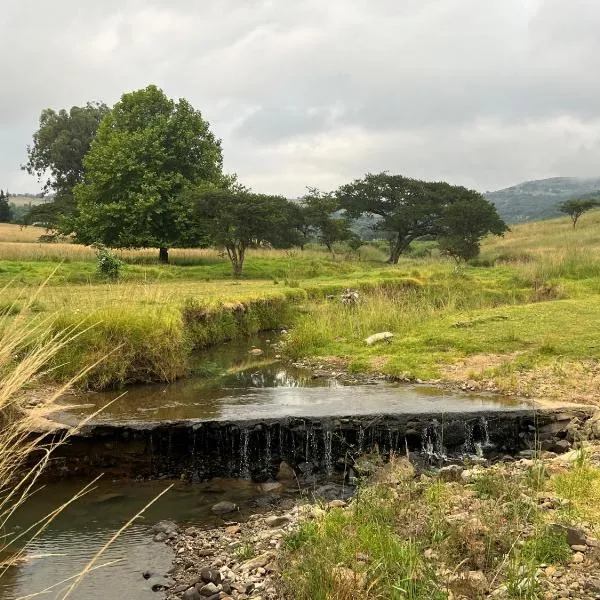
[0,213,599,400]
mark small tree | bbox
[0,190,12,223]
[188,187,300,277]
[299,188,354,257]
[438,198,508,262]
[559,198,599,228]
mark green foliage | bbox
[22,102,109,228]
[71,85,223,262]
[0,190,11,223]
[337,172,506,264]
[94,244,122,280]
[188,186,301,277]
[520,527,571,565]
[558,198,599,228]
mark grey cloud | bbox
[1,0,600,198]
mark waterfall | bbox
[240,429,250,478]
[323,430,333,475]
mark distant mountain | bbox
[486,177,600,224]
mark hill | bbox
[486,177,600,224]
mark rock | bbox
[572,552,585,564]
[450,571,489,597]
[211,501,238,515]
[571,544,587,552]
[259,481,283,493]
[200,569,222,585]
[276,461,296,481]
[225,525,241,535]
[183,587,202,600]
[439,464,464,482]
[355,552,370,562]
[152,520,178,535]
[197,582,219,596]
[248,348,263,356]
[331,566,366,589]
[153,532,167,543]
[551,524,587,546]
[239,552,275,571]
[327,499,347,509]
[364,331,394,346]
[264,515,290,528]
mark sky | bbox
[2,0,600,197]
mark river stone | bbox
[259,481,283,493]
[197,582,219,596]
[183,587,202,600]
[200,568,222,585]
[211,501,238,514]
[264,515,291,528]
[152,520,178,535]
[276,461,296,481]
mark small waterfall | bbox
[264,427,272,472]
[462,420,475,454]
[240,429,251,478]
[323,430,333,475]
[421,419,446,461]
[357,426,365,453]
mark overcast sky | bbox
[2,0,600,196]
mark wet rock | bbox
[211,501,238,515]
[275,461,296,481]
[264,515,290,528]
[153,532,167,543]
[259,481,283,493]
[153,520,178,535]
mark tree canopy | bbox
[558,198,599,228]
[337,172,507,263]
[70,85,223,262]
[22,102,109,228]
[0,190,11,223]
[187,186,299,277]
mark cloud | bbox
[1,0,600,197]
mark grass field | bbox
[0,213,599,398]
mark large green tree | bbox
[188,186,300,277]
[558,198,599,228]
[71,85,223,262]
[22,102,109,227]
[337,172,506,263]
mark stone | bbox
[211,501,238,515]
[239,552,275,571]
[572,552,585,564]
[331,566,366,589]
[275,461,296,481]
[248,348,264,356]
[225,525,241,535]
[449,571,489,597]
[327,499,347,509]
[571,544,587,552]
[364,331,394,345]
[152,520,178,535]
[197,582,219,596]
[183,587,202,600]
[200,569,222,585]
[264,515,290,528]
[439,464,464,482]
[259,481,283,493]
[153,532,167,543]
[551,524,587,546]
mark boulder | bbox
[197,582,219,596]
[200,568,222,585]
[264,515,290,528]
[551,524,587,546]
[364,331,394,345]
[211,501,238,515]
[183,587,202,600]
[439,464,464,482]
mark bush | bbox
[95,244,122,280]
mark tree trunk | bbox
[159,247,169,263]
[387,238,406,264]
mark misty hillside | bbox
[486,177,600,224]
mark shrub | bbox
[95,244,122,280]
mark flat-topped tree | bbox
[187,186,300,278]
[559,198,599,228]
[337,172,507,263]
[71,85,223,262]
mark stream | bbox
[4,333,531,599]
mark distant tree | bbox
[558,198,599,228]
[22,102,109,227]
[0,190,11,222]
[188,186,300,277]
[71,85,223,263]
[337,172,507,263]
[299,188,354,257]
